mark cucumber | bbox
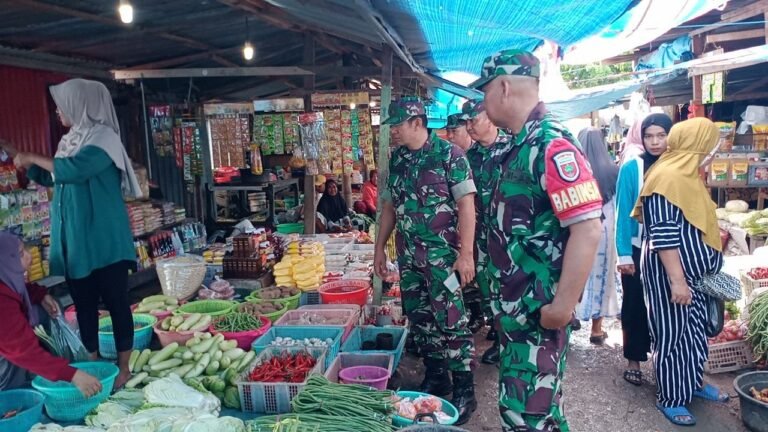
[205,360,220,376]
[148,342,179,366]
[223,348,245,361]
[237,351,257,373]
[170,315,185,329]
[182,351,194,361]
[220,356,232,369]
[126,372,148,388]
[136,301,165,313]
[178,313,203,331]
[213,350,223,362]
[200,332,212,339]
[143,294,173,304]
[172,352,184,359]
[142,376,158,384]
[164,297,179,306]
[185,353,211,378]
[186,336,201,348]
[219,340,238,352]
[161,317,173,331]
[173,363,195,378]
[134,349,152,372]
[190,336,217,353]
[193,353,202,362]
[128,350,140,372]
[189,314,212,332]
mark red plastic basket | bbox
[209,315,272,350]
[318,280,370,306]
[64,305,108,327]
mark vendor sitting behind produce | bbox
[317,179,352,232]
[0,232,102,396]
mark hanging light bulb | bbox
[118,0,133,24]
[243,42,254,61]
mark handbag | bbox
[704,294,725,338]
[693,272,742,301]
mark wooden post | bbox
[373,46,394,306]
[691,35,705,105]
[302,34,317,235]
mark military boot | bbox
[467,301,485,333]
[481,340,500,364]
[451,371,477,426]
[486,327,497,341]
[419,358,453,397]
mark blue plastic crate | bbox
[98,314,156,359]
[340,326,408,369]
[299,290,321,306]
[235,346,326,413]
[252,326,343,369]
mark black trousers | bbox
[67,261,133,354]
[621,246,651,362]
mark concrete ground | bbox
[397,319,749,432]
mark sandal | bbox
[623,369,643,386]
[589,332,608,345]
[656,403,696,426]
[694,384,730,403]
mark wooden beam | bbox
[691,0,768,37]
[352,0,423,73]
[11,0,234,66]
[706,28,765,44]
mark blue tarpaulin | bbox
[390,0,634,74]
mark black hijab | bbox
[640,113,673,173]
[317,179,348,223]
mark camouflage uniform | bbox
[381,98,477,372]
[471,51,604,432]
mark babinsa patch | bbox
[552,151,579,182]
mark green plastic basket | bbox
[239,299,289,322]
[276,222,304,234]
[31,361,118,422]
[98,313,156,359]
[247,289,301,310]
[175,299,237,317]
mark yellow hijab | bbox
[632,117,722,252]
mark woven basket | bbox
[156,255,207,301]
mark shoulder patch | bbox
[552,151,580,182]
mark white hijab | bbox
[51,79,142,198]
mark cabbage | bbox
[716,208,729,220]
[725,200,750,213]
[143,375,220,414]
[31,425,105,432]
[106,407,194,432]
[762,208,768,217]
[728,213,752,226]
[109,389,145,411]
[85,402,133,428]
[170,414,246,432]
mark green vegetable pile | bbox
[248,413,394,432]
[748,293,768,361]
[291,376,394,419]
[213,312,264,333]
[159,313,213,332]
[126,332,256,409]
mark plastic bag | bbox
[705,294,725,338]
[50,315,91,362]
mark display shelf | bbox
[133,218,196,239]
[210,178,301,226]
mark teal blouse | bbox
[27,146,135,280]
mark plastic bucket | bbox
[0,389,44,431]
[318,280,370,306]
[338,365,390,390]
[734,371,768,432]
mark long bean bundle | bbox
[213,312,263,332]
[748,293,768,360]
[290,375,394,419]
[248,413,394,432]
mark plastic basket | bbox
[318,280,370,306]
[63,305,108,327]
[341,326,408,369]
[236,346,326,413]
[300,290,321,306]
[156,255,207,301]
[741,270,768,299]
[175,299,237,317]
[252,326,343,369]
[210,315,272,350]
[392,391,459,427]
[325,352,394,383]
[0,389,44,431]
[248,289,302,310]
[734,371,768,432]
[238,300,289,323]
[152,318,198,347]
[98,314,156,359]
[705,339,754,373]
[31,361,118,422]
[274,309,359,342]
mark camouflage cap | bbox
[443,113,465,129]
[381,96,426,125]
[459,98,485,121]
[469,49,540,90]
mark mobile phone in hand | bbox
[443,270,461,294]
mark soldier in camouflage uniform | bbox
[461,98,513,364]
[442,112,485,334]
[374,97,478,425]
[470,51,604,431]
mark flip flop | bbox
[656,403,696,426]
[589,332,608,345]
[623,369,642,386]
[694,384,730,403]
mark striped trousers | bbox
[643,258,709,407]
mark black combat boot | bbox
[481,340,500,364]
[451,371,477,425]
[405,332,420,356]
[467,301,485,333]
[486,327,497,341]
[419,358,453,397]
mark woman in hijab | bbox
[633,118,727,426]
[614,113,672,387]
[1,79,141,388]
[619,117,645,164]
[0,232,102,396]
[575,128,620,344]
[317,179,350,230]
